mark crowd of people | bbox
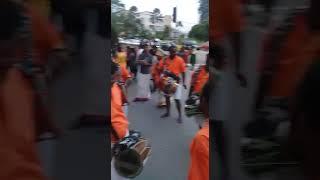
[110,43,211,179]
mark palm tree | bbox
[150,8,163,24]
[176,21,183,27]
[129,6,138,13]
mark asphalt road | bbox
[125,68,200,180]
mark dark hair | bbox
[0,1,23,41]
[117,46,122,52]
[169,46,176,52]
[200,81,210,112]
[111,61,119,76]
[205,53,212,67]
[210,43,225,69]
[292,60,320,131]
[129,47,136,54]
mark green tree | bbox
[198,0,209,22]
[188,21,208,41]
[129,6,138,13]
[150,8,163,25]
[111,26,118,48]
[111,0,125,13]
[162,25,171,40]
[178,34,185,45]
[176,21,183,28]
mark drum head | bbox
[114,149,143,178]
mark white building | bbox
[136,11,172,34]
[170,29,185,39]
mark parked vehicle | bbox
[184,40,197,50]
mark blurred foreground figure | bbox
[110,61,129,180]
[208,44,230,180]
[188,82,210,180]
[255,0,320,110]
[288,60,320,180]
[25,0,51,18]
[211,0,247,87]
[0,1,51,179]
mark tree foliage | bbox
[188,21,208,41]
[154,25,171,40]
[111,1,151,38]
[198,0,209,22]
[111,0,125,13]
[177,34,185,44]
[162,25,171,39]
[176,21,183,27]
[150,8,163,25]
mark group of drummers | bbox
[111,44,211,179]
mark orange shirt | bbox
[151,59,164,87]
[0,68,46,179]
[163,55,186,76]
[111,83,129,143]
[192,66,209,94]
[116,52,127,68]
[210,0,244,41]
[188,121,209,180]
[120,65,131,83]
[27,4,63,65]
[260,15,320,97]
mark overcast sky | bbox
[121,0,200,33]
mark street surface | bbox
[125,67,202,180]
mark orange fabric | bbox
[192,66,209,94]
[188,121,209,180]
[0,68,46,179]
[163,56,186,76]
[111,83,129,143]
[116,52,127,68]
[120,65,131,83]
[210,0,244,41]
[151,59,164,88]
[21,4,63,65]
[266,16,320,97]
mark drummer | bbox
[111,61,130,180]
[188,54,210,97]
[161,46,187,123]
[151,49,166,107]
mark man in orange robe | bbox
[151,51,165,107]
[188,82,210,180]
[160,46,187,123]
[111,61,129,180]
[255,1,320,109]
[0,1,51,179]
[188,54,210,97]
[111,61,129,143]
